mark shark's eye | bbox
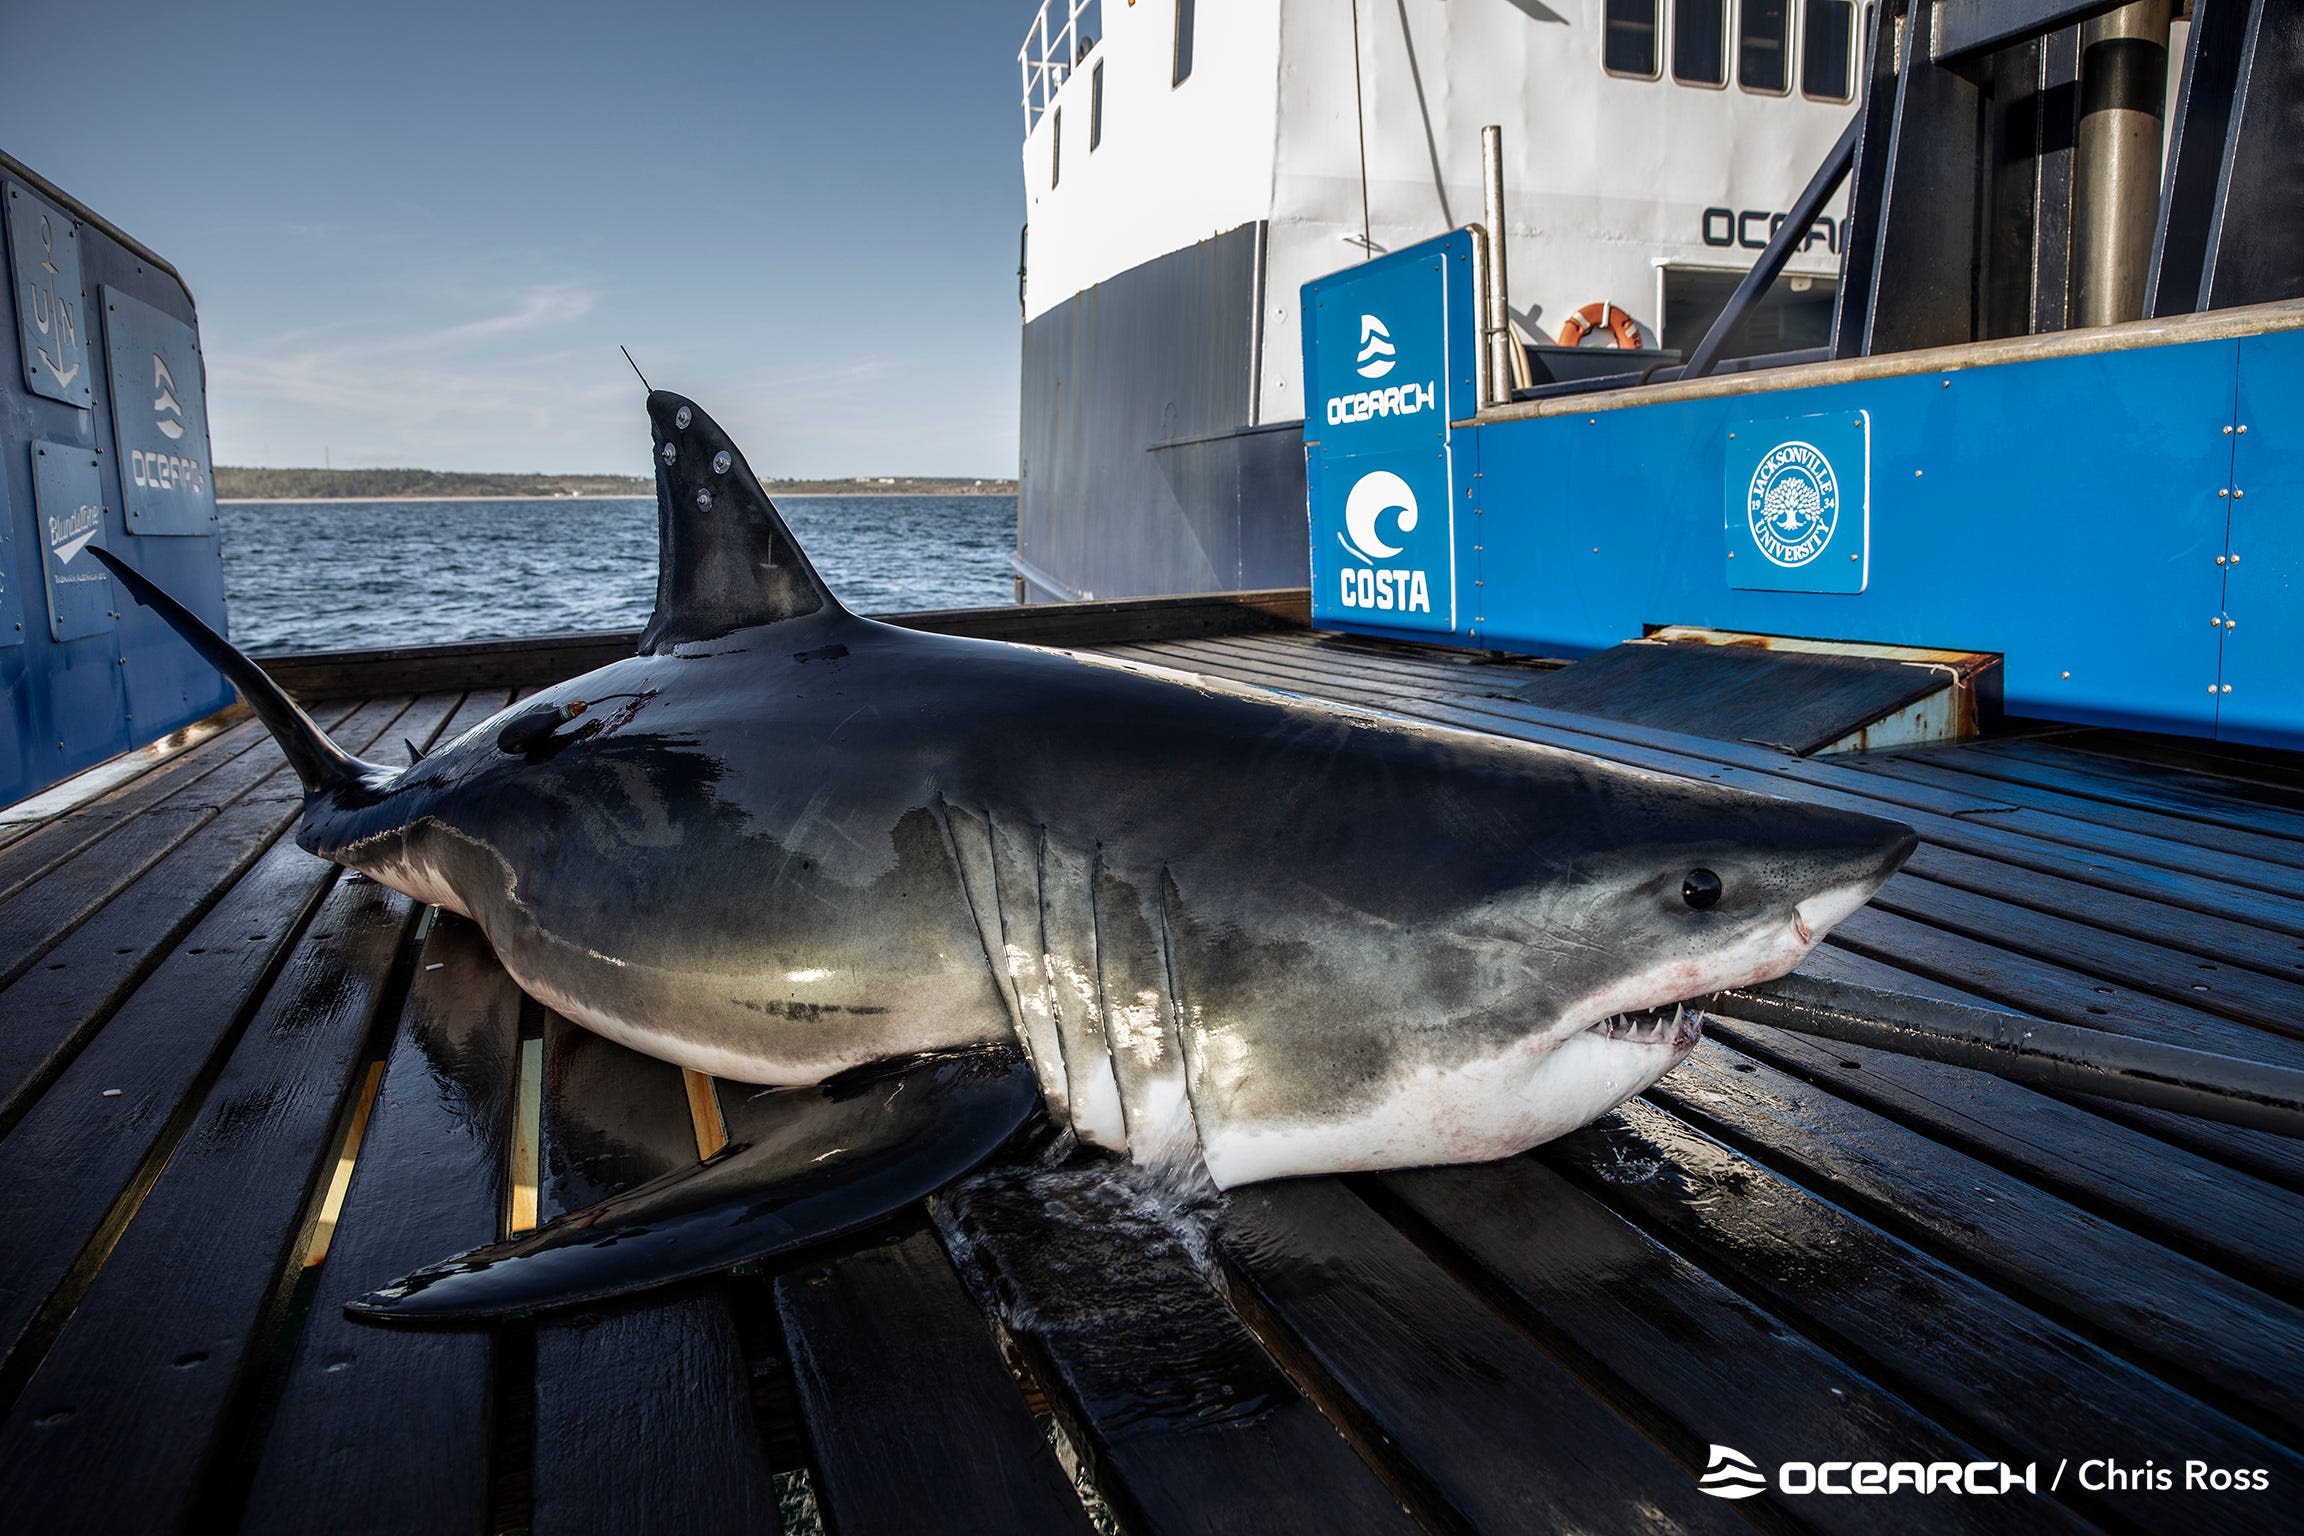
[1682,869,1723,909]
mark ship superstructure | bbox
[1014,0,1864,601]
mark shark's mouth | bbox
[1585,1002,1705,1051]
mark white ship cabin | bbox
[1018,0,1864,418]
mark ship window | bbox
[1051,108,1062,187]
[1603,0,1660,78]
[1091,60,1104,149]
[1739,0,1789,93]
[1173,0,1195,87]
[1803,0,1855,100]
[1673,0,1727,85]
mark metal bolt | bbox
[695,489,713,510]
[1942,379,1950,388]
[2212,616,2223,627]
[2234,488,2245,498]
[2224,425,2233,434]
[2208,685,2219,694]
[712,450,732,475]
[2216,555,2228,565]
[675,405,693,428]
[2223,685,2233,694]
[1727,431,1736,439]
[1914,469,1924,478]
[660,443,677,465]
[2218,488,2228,497]
[2227,619,2237,630]
[1850,553,1859,561]
[2060,671,2070,679]
[2232,554,2242,565]
[2238,424,2248,434]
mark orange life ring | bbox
[1556,302,1644,350]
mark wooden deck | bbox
[1,615,2300,1533]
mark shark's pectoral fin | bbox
[344,1047,1039,1322]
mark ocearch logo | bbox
[1698,1444,2041,1499]
[1699,1445,1766,1499]
[1355,314,1396,378]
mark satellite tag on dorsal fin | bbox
[639,390,848,653]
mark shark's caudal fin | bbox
[346,1047,1040,1321]
[639,390,852,653]
[88,546,387,797]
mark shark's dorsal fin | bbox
[639,390,848,652]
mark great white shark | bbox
[94,391,1916,1320]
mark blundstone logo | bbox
[1355,313,1396,378]
[1699,1445,1766,1500]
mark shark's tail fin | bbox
[90,547,386,797]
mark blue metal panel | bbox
[103,286,217,537]
[1724,410,1870,593]
[1304,232,1478,639]
[0,465,23,648]
[30,441,114,643]
[1469,337,2242,738]
[1,165,232,808]
[4,182,93,409]
[2219,332,2304,746]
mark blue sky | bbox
[0,1,1032,476]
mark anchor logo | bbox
[153,354,186,440]
[26,210,83,392]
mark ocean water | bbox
[217,495,1019,655]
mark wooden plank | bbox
[0,693,462,1132]
[930,1162,1422,1536]
[256,590,1312,701]
[1710,1018,2304,1296]
[1882,839,2304,991]
[1827,904,2304,1066]
[775,1227,1095,1536]
[1509,640,1947,755]
[0,835,347,1378]
[0,695,382,986]
[1374,1159,2088,1536]
[1214,1178,1750,1534]
[0,876,420,1532]
[1925,738,2304,837]
[238,911,522,1534]
[1544,1103,2304,1531]
[1849,752,2304,874]
[0,704,252,854]
[1651,1044,2304,1436]
[0,710,274,899]
[1865,873,2304,1046]
[526,1019,780,1536]
[1128,637,2304,940]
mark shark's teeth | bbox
[1588,1002,1704,1049]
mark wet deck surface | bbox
[1,628,2300,1533]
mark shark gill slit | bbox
[1153,861,1211,1163]
[932,794,1026,1050]
[1087,841,1142,1156]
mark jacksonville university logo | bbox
[1746,439,1839,567]
[1355,314,1396,379]
[1335,469,1431,614]
[1699,1445,1767,1500]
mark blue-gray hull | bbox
[1017,223,1308,602]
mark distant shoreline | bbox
[218,490,1019,506]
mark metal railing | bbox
[1018,0,1100,133]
